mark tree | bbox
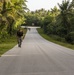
[58,0,73,34]
[0,0,27,37]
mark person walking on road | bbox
[17,29,23,47]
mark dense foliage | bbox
[0,0,74,44]
[24,0,74,44]
[0,0,27,40]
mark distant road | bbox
[21,26,40,28]
[0,28,74,75]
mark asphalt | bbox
[0,28,74,75]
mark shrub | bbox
[65,32,74,44]
[50,35,65,42]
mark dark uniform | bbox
[17,29,23,47]
[17,30,23,37]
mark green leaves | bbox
[0,0,27,37]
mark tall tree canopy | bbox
[0,0,27,36]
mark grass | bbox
[0,28,27,56]
[37,28,74,50]
[0,36,17,56]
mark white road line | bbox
[2,55,19,57]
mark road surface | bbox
[0,28,74,75]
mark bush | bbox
[50,35,65,42]
[65,32,74,44]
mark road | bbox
[0,28,74,75]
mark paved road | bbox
[0,28,74,75]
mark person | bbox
[17,29,23,47]
[28,28,31,31]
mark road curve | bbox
[0,28,74,75]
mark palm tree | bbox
[58,0,73,33]
[51,6,59,16]
[0,0,27,36]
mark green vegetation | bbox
[0,36,17,56]
[0,0,27,38]
[0,0,27,56]
[37,28,74,50]
[24,0,74,45]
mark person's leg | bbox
[19,37,22,47]
[17,37,20,47]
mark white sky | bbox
[26,0,72,11]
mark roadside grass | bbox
[37,28,74,50]
[0,29,27,56]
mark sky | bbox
[26,0,72,11]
